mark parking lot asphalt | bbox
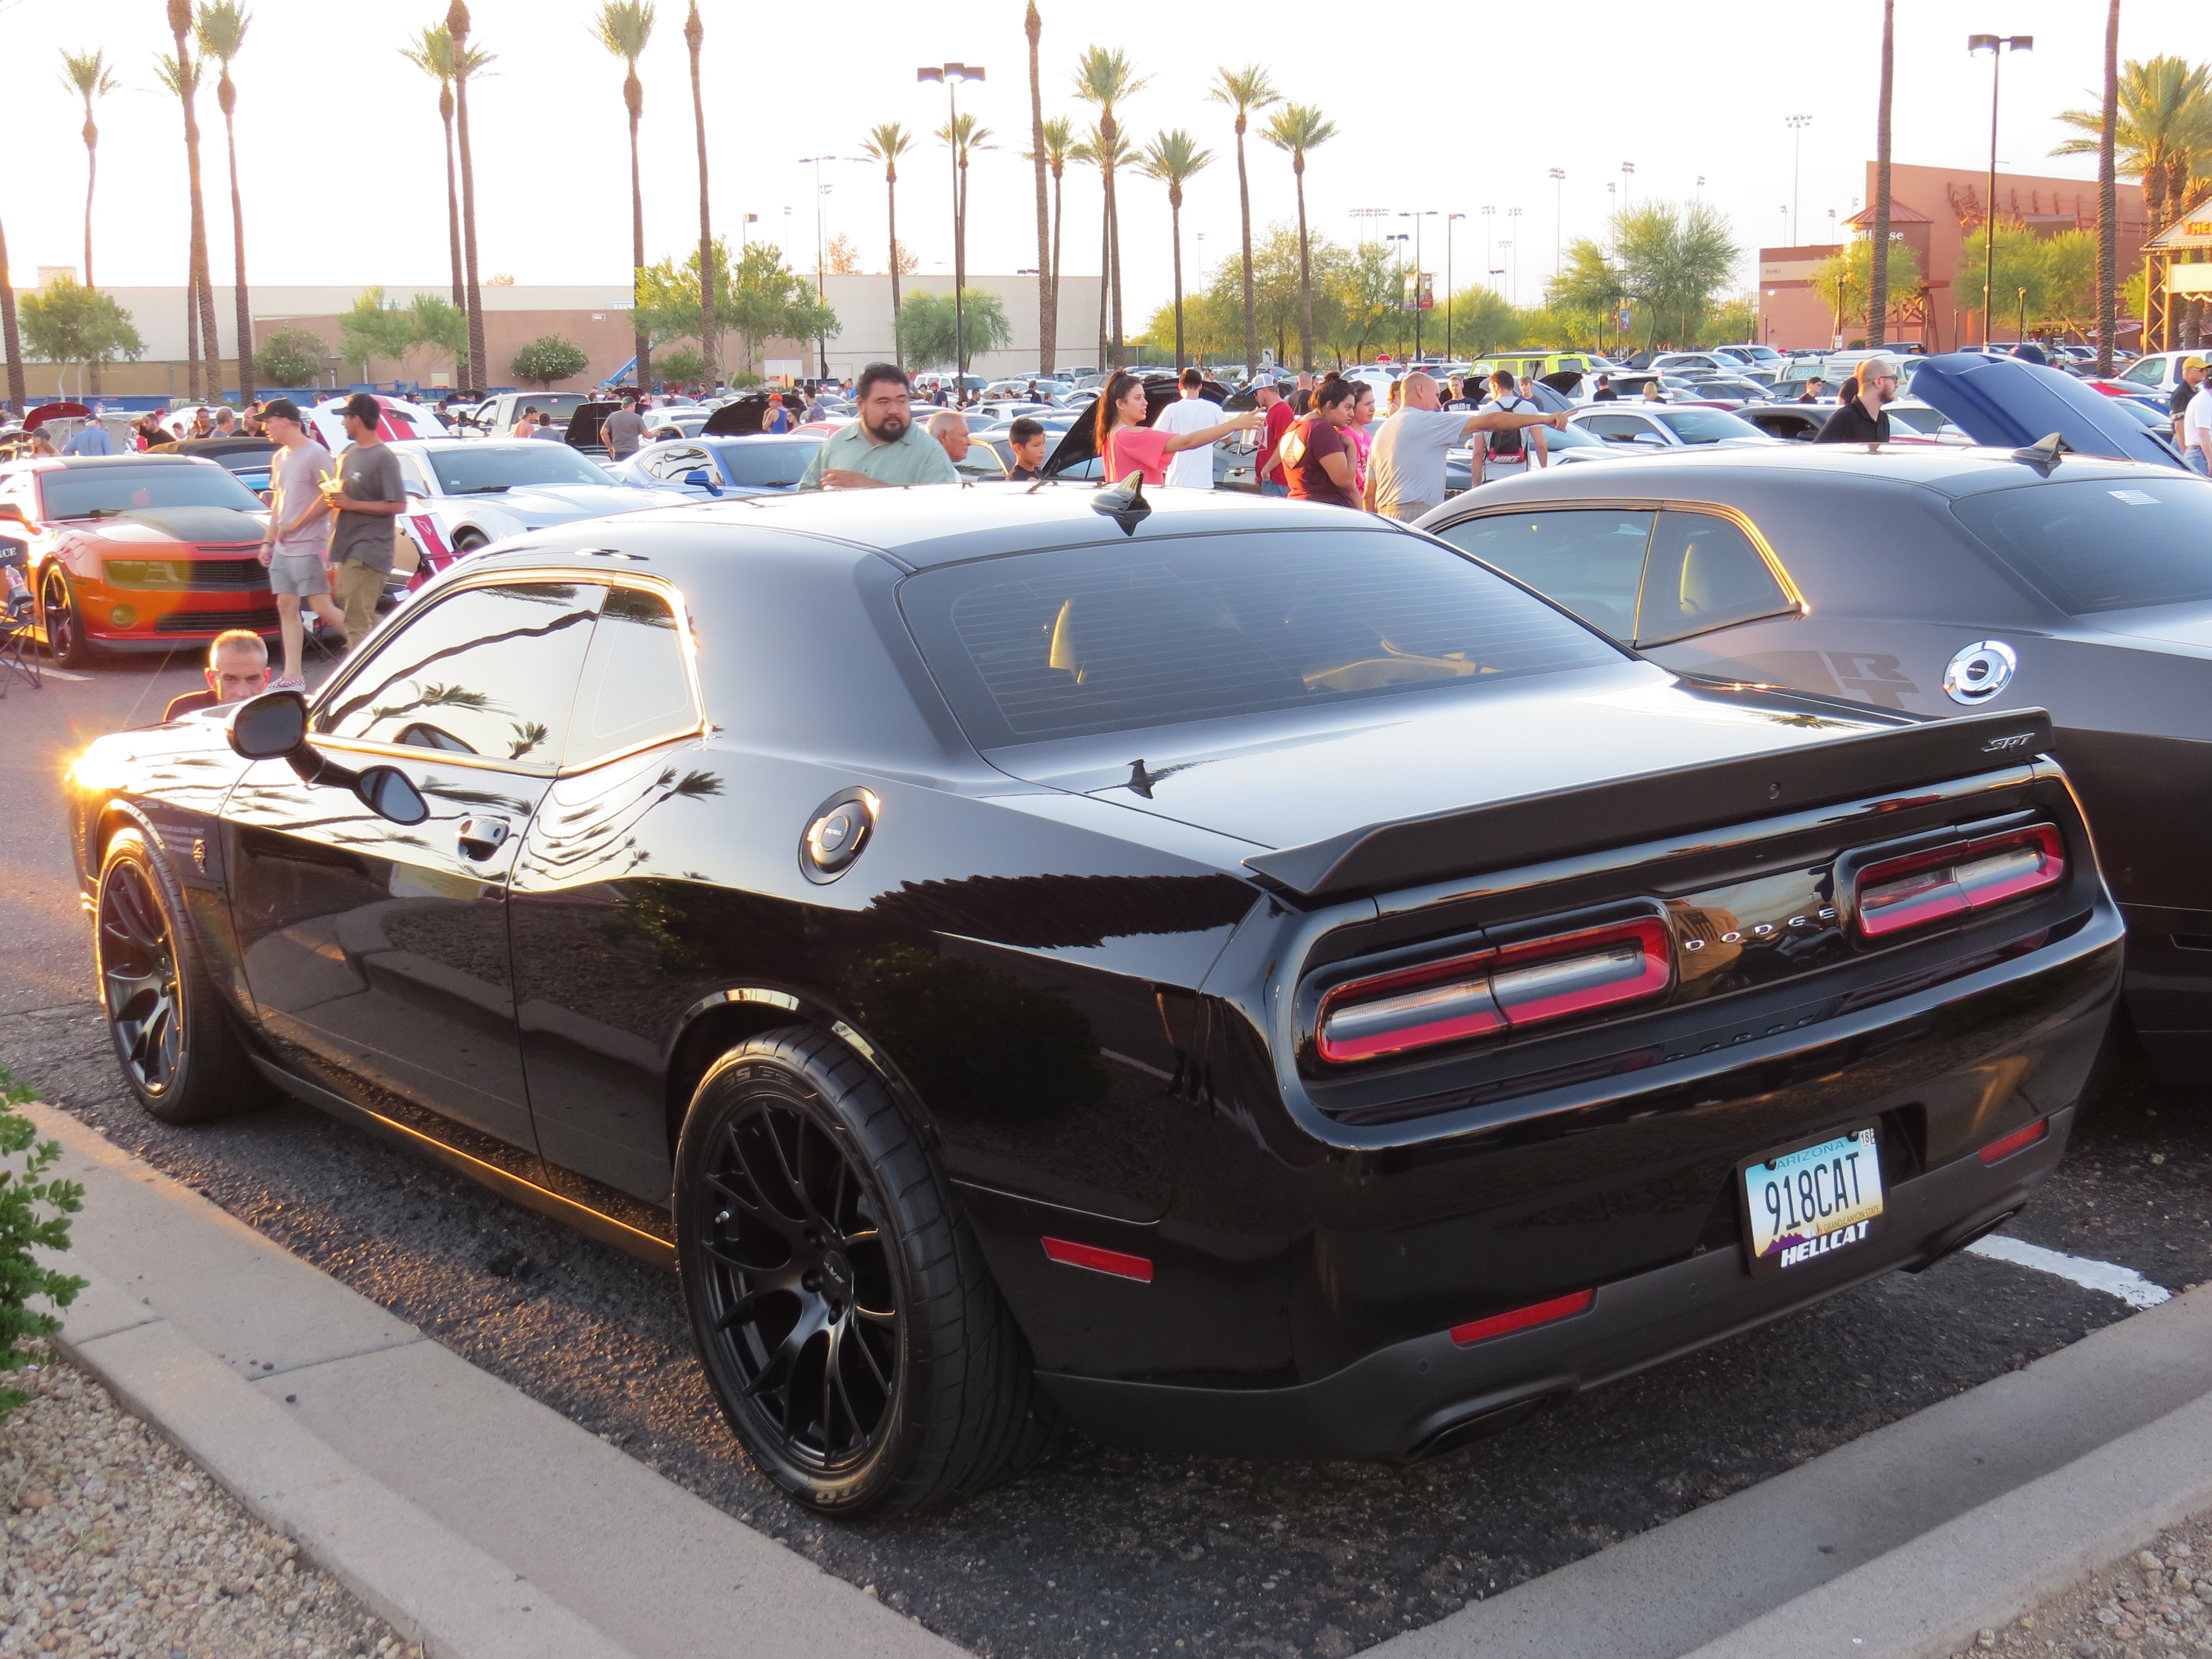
[7,650,2210,1659]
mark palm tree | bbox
[2097,2,2121,373]
[861,123,914,368]
[593,1,656,393]
[2056,55,2212,235]
[1867,4,1894,347]
[683,2,715,383]
[59,49,119,393]
[1262,102,1337,371]
[399,27,480,352]
[1139,131,1214,371]
[0,207,23,411]
[1035,116,1075,345]
[939,112,994,316]
[1072,46,1147,369]
[1026,3,1053,374]
[447,3,491,389]
[1072,125,1131,369]
[162,3,219,400]
[1208,65,1279,377]
[194,3,255,406]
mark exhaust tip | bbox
[1397,1394,1560,1466]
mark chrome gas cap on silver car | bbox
[1943,639,2017,705]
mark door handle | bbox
[456,816,512,861]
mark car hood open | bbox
[1912,352,2187,467]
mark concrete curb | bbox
[22,1100,966,1659]
[55,1260,633,1659]
[1683,1386,2212,1659]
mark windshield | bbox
[508,393,592,418]
[900,529,1623,747]
[1888,406,1955,435]
[1653,408,1770,444]
[39,462,266,519]
[1952,477,2212,614]
[423,442,613,494]
[2120,357,2167,386]
[707,438,821,488]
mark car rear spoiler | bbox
[1241,706,2054,902]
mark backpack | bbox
[1488,397,1530,459]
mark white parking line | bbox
[1966,1234,2173,1308]
[38,666,92,681]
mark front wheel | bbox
[95,830,264,1125]
[675,1026,1055,1515]
[40,567,96,669]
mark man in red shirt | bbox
[1254,380,1295,496]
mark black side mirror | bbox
[354,765,429,825]
[228,689,307,760]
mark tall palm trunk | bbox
[440,89,463,322]
[2097,0,2121,372]
[1293,160,1313,370]
[448,4,487,389]
[1027,4,1053,373]
[626,86,648,391]
[1051,168,1065,353]
[1102,116,1123,367]
[217,72,255,405]
[1169,186,1185,369]
[885,174,904,369]
[1235,119,1256,374]
[82,119,102,394]
[168,4,212,398]
[683,4,716,383]
[0,208,23,410]
[1097,192,1110,368]
[1868,0,1894,346]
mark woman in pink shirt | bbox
[1343,380,1377,496]
[1094,371,1258,486]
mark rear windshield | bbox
[899,529,1623,746]
[1653,408,1767,444]
[1952,477,2212,614]
[708,439,820,488]
[39,463,265,519]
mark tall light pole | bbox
[1349,207,1390,244]
[1785,114,1812,244]
[1968,34,2033,348]
[1498,242,1514,309]
[1548,168,1565,275]
[1446,212,1465,358]
[1620,161,1635,208]
[797,155,844,379]
[917,62,984,392]
[1506,207,1523,306]
[1399,210,1436,359]
[1481,205,1495,280]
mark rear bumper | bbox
[1036,1109,2069,1461]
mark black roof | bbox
[1,453,213,472]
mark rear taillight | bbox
[1979,1119,2050,1165]
[1855,825,2065,939]
[1450,1287,1595,1347]
[1317,916,1672,1064]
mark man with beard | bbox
[1816,356,1900,443]
[796,362,959,489]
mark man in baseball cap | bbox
[258,398,347,687]
[2174,357,2208,475]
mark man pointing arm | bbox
[1363,372,1566,521]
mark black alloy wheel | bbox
[676,1027,1056,1515]
[40,567,92,669]
[95,830,263,1125]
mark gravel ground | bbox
[0,1347,413,1659]
[1948,1519,2212,1657]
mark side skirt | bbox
[245,1055,677,1273]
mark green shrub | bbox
[0,1063,85,1418]
[510,335,590,388]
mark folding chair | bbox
[0,554,41,697]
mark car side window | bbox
[313,581,604,768]
[1584,414,1653,443]
[645,445,709,482]
[563,585,698,768]
[1433,509,1655,644]
[1636,512,1794,646]
[396,455,435,496]
[2120,357,2165,386]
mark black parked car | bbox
[1416,354,2206,1071]
[72,486,2118,1516]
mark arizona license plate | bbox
[1740,1125,1885,1275]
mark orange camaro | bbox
[0,454,276,667]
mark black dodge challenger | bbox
[70,484,2120,1515]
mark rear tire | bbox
[95,829,265,1125]
[675,1025,1057,1516]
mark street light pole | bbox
[1446,212,1465,358]
[1548,168,1564,276]
[1506,207,1523,306]
[797,154,844,379]
[1399,210,1436,359]
[1786,115,1811,243]
[1968,33,2033,348]
[917,62,984,394]
[1481,205,1495,282]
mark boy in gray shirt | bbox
[321,393,408,649]
[259,399,347,688]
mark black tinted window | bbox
[315,582,602,766]
[40,463,265,519]
[1952,478,2212,613]
[901,529,1622,745]
[565,586,697,766]
[1435,510,1653,643]
[1637,512,1794,644]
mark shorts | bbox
[267,551,330,596]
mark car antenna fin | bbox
[1091,469,1152,534]
[2008,431,2069,474]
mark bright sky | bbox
[0,0,2198,320]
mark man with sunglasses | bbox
[1816,357,1898,444]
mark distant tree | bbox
[406,293,470,379]
[511,335,589,388]
[1811,235,1924,339]
[653,345,707,386]
[895,289,1012,370]
[18,276,144,394]
[1327,241,1405,363]
[826,233,862,275]
[257,325,326,388]
[338,287,415,379]
[724,243,837,377]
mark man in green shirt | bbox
[796,362,960,489]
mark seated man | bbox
[163,630,271,722]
